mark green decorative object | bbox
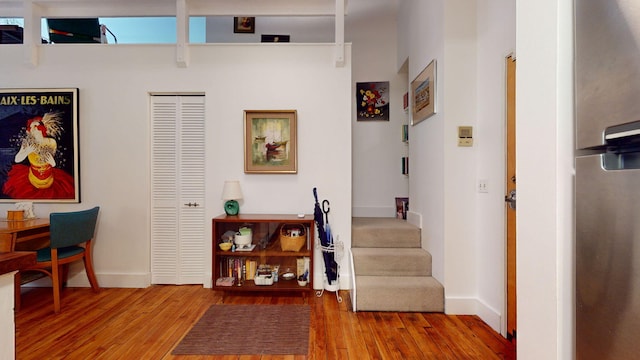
[224,200,239,215]
[222,180,243,216]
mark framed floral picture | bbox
[244,110,297,174]
[356,81,389,121]
[0,88,80,202]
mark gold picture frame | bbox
[244,110,297,174]
[411,59,437,125]
[234,17,255,34]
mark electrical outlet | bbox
[478,179,489,193]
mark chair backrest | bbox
[49,206,100,249]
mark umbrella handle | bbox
[313,187,320,203]
[322,200,330,222]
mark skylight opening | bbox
[0,17,206,44]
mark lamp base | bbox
[224,200,239,215]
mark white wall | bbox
[348,0,407,218]
[206,16,334,43]
[516,0,574,358]
[475,0,516,333]
[397,0,517,336]
[0,43,352,289]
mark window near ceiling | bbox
[0,17,205,44]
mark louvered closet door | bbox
[151,95,205,285]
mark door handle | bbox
[504,190,516,209]
[184,202,200,207]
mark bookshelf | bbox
[212,214,314,294]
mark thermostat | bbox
[458,126,473,147]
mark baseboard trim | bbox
[73,272,151,288]
[23,271,152,288]
[406,211,422,228]
[445,296,502,334]
[312,274,352,291]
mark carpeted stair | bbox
[350,217,444,312]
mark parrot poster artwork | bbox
[0,88,79,202]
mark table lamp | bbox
[221,180,243,215]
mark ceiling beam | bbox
[0,0,347,17]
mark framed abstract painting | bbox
[244,110,297,174]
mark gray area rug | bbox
[172,304,310,355]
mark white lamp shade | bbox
[221,180,243,200]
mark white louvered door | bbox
[151,95,205,284]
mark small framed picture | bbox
[395,197,409,220]
[411,59,437,125]
[234,17,255,34]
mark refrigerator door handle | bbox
[604,120,640,142]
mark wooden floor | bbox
[15,285,515,359]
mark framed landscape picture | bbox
[411,59,437,125]
[244,110,297,174]
[0,88,80,202]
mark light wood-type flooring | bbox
[15,285,515,359]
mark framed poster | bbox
[0,88,80,202]
[244,110,297,174]
[411,59,437,125]
[356,81,389,121]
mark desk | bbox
[0,219,50,253]
[0,252,36,359]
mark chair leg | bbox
[61,264,70,288]
[84,241,100,292]
[14,271,21,312]
[51,250,61,314]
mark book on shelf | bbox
[245,259,257,280]
[296,257,310,279]
[216,276,235,287]
[401,157,409,175]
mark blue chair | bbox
[17,206,100,313]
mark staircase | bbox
[350,217,444,312]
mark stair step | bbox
[355,275,444,312]
[352,217,420,248]
[352,248,432,276]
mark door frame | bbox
[505,54,517,342]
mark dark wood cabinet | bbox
[212,214,314,293]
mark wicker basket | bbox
[280,224,306,252]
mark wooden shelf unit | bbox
[212,214,314,293]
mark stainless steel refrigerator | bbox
[575,1,640,359]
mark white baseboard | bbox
[352,206,395,218]
[312,274,351,291]
[24,271,152,288]
[406,211,422,228]
[445,296,502,335]
[71,271,151,288]
[26,271,352,294]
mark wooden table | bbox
[0,218,50,253]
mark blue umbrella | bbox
[313,188,338,283]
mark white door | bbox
[150,95,205,284]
